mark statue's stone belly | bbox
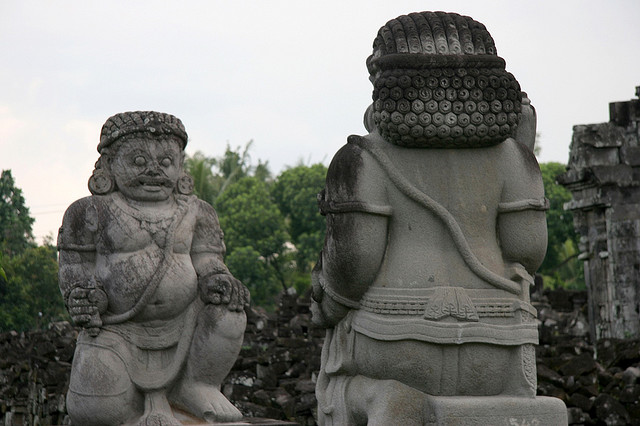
[97,251,198,320]
[140,254,198,321]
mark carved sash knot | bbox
[423,287,479,322]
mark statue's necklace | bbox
[111,193,181,245]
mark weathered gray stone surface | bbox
[57,112,250,425]
[311,11,566,425]
[558,88,640,341]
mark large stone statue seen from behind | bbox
[58,112,250,425]
[311,12,568,425]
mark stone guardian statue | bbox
[311,12,567,425]
[58,111,250,425]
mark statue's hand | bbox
[200,274,250,312]
[311,253,324,303]
[67,286,108,336]
[310,258,350,327]
[311,294,350,328]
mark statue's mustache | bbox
[126,175,173,188]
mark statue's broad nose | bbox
[145,161,161,175]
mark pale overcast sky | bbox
[1,0,639,242]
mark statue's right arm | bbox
[312,142,390,327]
[57,198,104,330]
[191,199,249,312]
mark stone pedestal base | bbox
[423,395,567,425]
[173,407,297,425]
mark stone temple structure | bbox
[58,111,250,425]
[311,11,567,425]
[559,87,640,342]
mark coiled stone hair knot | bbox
[366,11,523,148]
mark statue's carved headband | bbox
[368,54,505,73]
[98,111,188,153]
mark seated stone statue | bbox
[311,12,567,425]
[58,111,250,425]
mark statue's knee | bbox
[201,306,246,340]
[67,344,140,424]
[349,378,427,425]
[66,389,141,426]
[69,344,132,396]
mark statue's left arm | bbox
[497,140,549,277]
[191,199,249,312]
[312,139,391,327]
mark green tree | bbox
[215,177,290,307]
[0,243,67,331]
[0,170,35,256]
[0,171,66,331]
[185,140,271,205]
[225,246,279,311]
[185,152,219,204]
[272,164,327,275]
[538,162,584,289]
[215,177,287,257]
[186,144,330,306]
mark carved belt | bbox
[353,287,538,345]
[359,286,536,322]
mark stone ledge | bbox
[424,395,567,426]
[173,407,297,425]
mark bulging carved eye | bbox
[134,156,146,166]
[161,157,172,167]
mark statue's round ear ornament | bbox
[88,169,115,195]
[177,173,194,195]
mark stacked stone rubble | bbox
[0,322,75,426]
[535,288,640,425]
[221,289,324,425]
[558,87,640,341]
[2,289,639,425]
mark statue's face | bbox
[110,137,183,202]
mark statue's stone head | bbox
[366,11,522,148]
[88,111,194,199]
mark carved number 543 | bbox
[509,419,540,426]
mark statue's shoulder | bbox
[328,134,385,182]
[325,134,389,203]
[59,196,108,247]
[499,138,542,179]
[188,196,216,216]
[185,196,222,229]
[62,195,107,221]
[331,134,374,162]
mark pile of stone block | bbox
[221,289,324,425]
[0,322,76,425]
[535,288,640,425]
[2,288,639,425]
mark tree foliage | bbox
[215,176,290,309]
[224,246,280,311]
[272,164,327,273]
[185,146,327,308]
[538,162,584,289]
[185,140,272,205]
[0,243,67,331]
[185,152,219,205]
[0,171,67,331]
[215,177,288,258]
[0,170,35,256]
